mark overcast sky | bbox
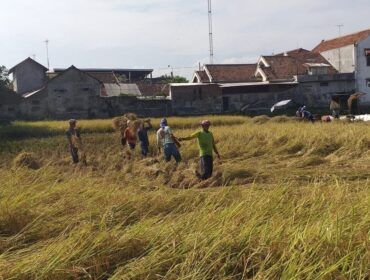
[1,0,369,78]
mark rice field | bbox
[0,116,369,279]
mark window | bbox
[365,49,370,66]
[366,79,370,88]
[320,82,329,87]
[81,87,90,92]
[308,67,328,75]
[54,88,66,93]
[8,107,15,112]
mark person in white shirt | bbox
[156,118,181,162]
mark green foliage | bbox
[0,65,11,90]
[160,74,188,83]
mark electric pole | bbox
[44,39,50,70]
[208,0,214,64]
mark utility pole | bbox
[44,39,50,70]
[336,25,343,72]
[208,0,214,64]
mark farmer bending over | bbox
[179,120,220,180]
[156,118,181,162]
[66,119,81,164]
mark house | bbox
[173,48,355,115]
[8,57,48,95]
[312,29,370,105]
[192,64,259,83]
[22,66,102,119]
[255,49,337,82]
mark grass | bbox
[0,117,369,279]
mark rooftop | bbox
[312,29,370,53]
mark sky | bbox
[1,0,370,79]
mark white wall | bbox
[320,45,355,73]
[356,35,370,105]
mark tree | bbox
[0,65,11,90]
[160,74,188,83]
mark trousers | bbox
[200,155,213,180]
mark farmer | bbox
[66,119,81,164]
[297,106,314,123]
[123,120,139,150]
[179,120,220,180]
[138,119,153,156]
[156,118,182,162]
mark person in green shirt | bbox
[179,120,220,180]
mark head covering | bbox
[200,120,211,126]
[300,106,306,112]
[160,118,168,128]
[69,119,76,124]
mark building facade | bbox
[8,58,48,94]
[313,29,370,105]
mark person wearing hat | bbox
[179,120,220,180]
[66,119,81,164]
[156,118,182,162]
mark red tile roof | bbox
[312,29,370,53]
[205,64,258,82]
[260,49,337,80]
[87,71,119,84]
[137,82,169,97]
[194,70,210,83]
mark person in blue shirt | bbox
[297,106,314,123]
[137,119,152,157]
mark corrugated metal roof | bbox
[102,83,141,97]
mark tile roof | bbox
[87,72,119,84]
[205,64,259,82]
[312,29,370,53]
[259,49,337,80]
[101,83,141,97]
[194,70,210,83]
[137,82,169,97]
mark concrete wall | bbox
[0,90,22,120]
[356,36,370,105]
[46,68,102,119]
[297,74,355,112]
[20,90,49,119]
[170,84,222,115]
[320,45,355,73]
[13,62,46,94]
[100,97,171,118]
[222,84,297,115]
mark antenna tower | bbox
[208,0,214,64]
